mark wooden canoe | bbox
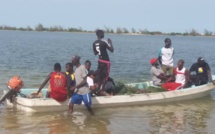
[4,79,215,113]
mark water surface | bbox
[0,30,215,134]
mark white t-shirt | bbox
[87,77,94,88]
[158,47,174,66]
[175,67,186,85]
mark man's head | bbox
[177,59,184,69]
[164,38,171,48]
[65,62,73,72]
[71,55,81,66]
[54,63,61,71]
[88,70,95,78]
[150,58,158,66]
[85,60,91,71]
[197,57,206,66]
[96,30,104,39]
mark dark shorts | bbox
[97,59,110,82]
[70,93,92,108]
[190,75,208,86]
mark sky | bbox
[0,0,215,33]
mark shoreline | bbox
[0,29,215,37]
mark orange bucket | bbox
[7,76,24,92]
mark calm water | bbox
[0,30,215,134]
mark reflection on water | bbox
[0,97,215,133]
[158,110,185,134]
[210,89,215,100]
[105,98,215,134]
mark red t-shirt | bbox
[50,72,68,102]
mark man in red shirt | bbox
[36,63,69,102]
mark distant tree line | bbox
[0,23,89,33]
[0,23,214,36]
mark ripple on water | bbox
[1,31,215,133]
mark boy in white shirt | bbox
[87,70,96,90]
[158,38,174,75]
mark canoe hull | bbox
[5,83,215,112]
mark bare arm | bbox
[187,70,192,82]
[158,49,162,65]
[166,73,175,83]
[37,73,51,94]
[107,38,114,52]
[183,70,189,88]
[77,76,87,89]
[158,56,162,65]
[207,70,215,85]
[157,73,168,81]
[71,76,87,92]
[93,43,98,55]
[89,85,96,90]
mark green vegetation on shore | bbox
[0,23,214,36]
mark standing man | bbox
[150,58,168,86]
[162,60,189,91]
[68,55,94,115]
[93,29,114,96]
[189,57,215,85]
[158,38,174,75]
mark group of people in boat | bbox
[150,38,215,91]
[33,30,114,115]
[32,31,214,115]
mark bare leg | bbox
[68,103,74,114]
[46,91,50,98]
[87,106,94,116]
[99,80,110,96]
[99,91,109,96]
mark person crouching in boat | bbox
[150,58,169,86]
[189,57,215,86]
[162,59,189,91]
[35,63,68,102]
[87,70,96,90]
[91,70,115,96]
[87,70,100,96]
